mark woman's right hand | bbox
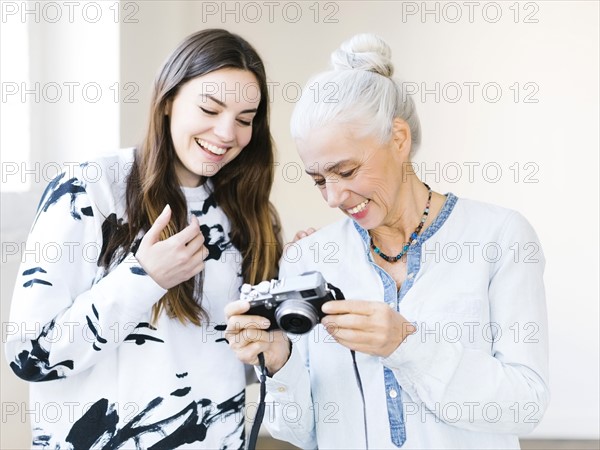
[291,227,317,243]
[225,300,291,375]
[136,205,209,289]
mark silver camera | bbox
[240,271,339,334]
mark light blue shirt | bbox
[262,194,549,449]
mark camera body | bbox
[240,271,339,334]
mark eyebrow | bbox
[305,160,353,176]
[199,94,258,114]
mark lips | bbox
[195,138,229,156]
[346,199,369,215]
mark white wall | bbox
[1,1,598,448]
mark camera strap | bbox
[247,283,369,450]
[327,283,370,450]
[248,352,268,450]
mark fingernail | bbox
[163,204,170,213]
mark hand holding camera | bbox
[240,271,340,335]
[224,271,340,374]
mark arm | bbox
[382,212,549,433]
[225,271,319,448]
[262,339,318,449]
[5,173,166,381]
[5,173,208,381]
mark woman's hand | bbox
[320,300,416,357]
[225,300,291,375]
[283,227,317,253]
[291,227,317,243]
[136,205,209,289]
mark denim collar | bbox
[352,193,458,257]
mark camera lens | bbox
[275,300,319,334]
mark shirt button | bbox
[407,273,415,279]
[277,387,286,393]
[389,389,398,398]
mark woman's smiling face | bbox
[297,121,411,230]
[168,68,261,187]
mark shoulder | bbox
[294,217,358,249]
[78,148,135,188]
[75,148,136,205]
[280,218,361,276]
[449,196,541,245]
[453,196,515,220]
[450,196,522,226]
[46,148,135,194]
[36,149,135,220]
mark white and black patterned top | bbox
[5,148,247,449]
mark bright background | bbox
[1,1,598,448]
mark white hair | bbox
[291,34,421,155]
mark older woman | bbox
[226,33,549,449]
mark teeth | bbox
[196,139,227,155]
[347,200,369,215]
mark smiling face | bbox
[167,68,261,187]
[298,120,411,230]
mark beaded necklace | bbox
[369,183,432,263]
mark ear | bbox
[391,117,412,158]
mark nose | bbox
[213,116,235,143]
[324,178,349,209]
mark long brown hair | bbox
[102,29,282,325]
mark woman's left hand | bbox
[320,300,416,357]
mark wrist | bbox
[266,338,292,376]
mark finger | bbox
[293,231,307,241]
[321,299,374,315]
[305,227,317,236]
[328,335,363,353]
[322,313,367,331]
[185,231,206,255]
[226,315,271,332]
[186,259,205,280]
[182,250,208,277]
[200,245,209,261]
[225,327,272,353]
[320,323,352,345]
[189,214,200,229]
[171,218,202,246]
[236,341,268,366]
[144,204,171,244]
[226,327,271,349]
[325,327,371,348]
[225,300,251,318]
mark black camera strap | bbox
[248,352,268,450]
[247,283,369,450]
[327,283,370,450]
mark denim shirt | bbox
[264,194,549,449]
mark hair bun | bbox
[331,33,394,77]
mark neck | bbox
[369,176,432,254]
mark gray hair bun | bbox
[331,33,394,77]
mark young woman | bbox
[6,29,282,449]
